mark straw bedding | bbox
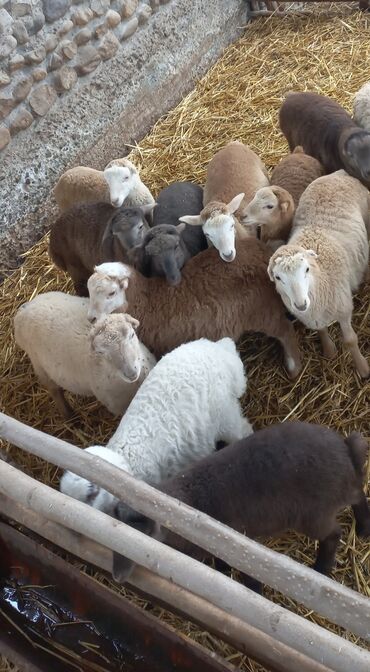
[1,4,370,671]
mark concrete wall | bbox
[0,0,248,276]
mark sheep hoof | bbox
[285,357,301,379]
[322,343,337,359]
[356,359,370,379]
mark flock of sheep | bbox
[13,85,370,590]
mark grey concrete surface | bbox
[0,0,248,276]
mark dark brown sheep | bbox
[279,92,370,183]
[112,421,370,585]
[87,239,302,378]
[127,224,190,286]
[49,202,154,296]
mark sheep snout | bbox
[221,250,236,263]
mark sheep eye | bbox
[275,275,281,281]
[265,204,274,210]
[108,290,116,297]
[305,267,309,273]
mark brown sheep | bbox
[87,239,303,379]
[112,421,370,585]
[270,146,324,207]
[49,201,154,296]
[279,92,370,183]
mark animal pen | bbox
[1,4,370,672]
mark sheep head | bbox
[340,129,370,183]
[87,262,131,323]
[59,445,132,517]
[268,245,318,314]
[241,186,295,242]
[129,223,187,286]
[179,193,245,263]
[90,313,142,382]
[104,161,138,208]
[101,205,153,256]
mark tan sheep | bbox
[180,141,269,262]
[268,170,369,378]
[53,158,155,212]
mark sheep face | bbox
[342,131,370,183]
[90,314,142,382]
[268,249,318,314]
[104,165,138,208]
[180,194,244,263]
[87,262,131,323]
[59,445,132,517]
[131,224,187,286]
[242,186,293,240]
[102,206,152,255]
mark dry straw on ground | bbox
[1,4,370,672]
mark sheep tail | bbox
[345,432,368,477]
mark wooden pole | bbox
[0,460,369,672]
[0,412,369,642]
[0,495,334,672]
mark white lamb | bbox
[53,158,155,212]
[353,81,370,132]
[267,170,369,378]
[14,292,156,417]
[60,337,252,514]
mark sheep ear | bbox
[120,277,129,289]
[124,314,140,330]
[267,259,276,281]
[306,249,318,258]
[179,215,202,226]
[175,222,186,233]
[293,146,304,154]
[227,193,245,214]
[140,202,156,216]
[280,201,289,213]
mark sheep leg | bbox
[218,402,253,444]
[35,367,74,419]
[352,493,370,537]
[318,328,337,359]
[213,558,262,594]
[313,525,341,575]
[273,320,302,379]
[339,316,369,378]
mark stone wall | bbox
[0,0,166,152]
[0,0,248,275]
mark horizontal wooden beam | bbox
[0,412,369,641]
[0,458,369,672]
[0,494,334,672]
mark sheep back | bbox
[125,237,298,362]
[54,167,108,212]
[157,421,368,559]
[203,142,269,217]
[270,147,324,207]
[279,92,365,175]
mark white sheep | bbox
[267,170,369,378]
[60,337,253,514]
[53,158,155,212]
[241,185,295,247]
[14,292,156,417]
[353,81,370,132]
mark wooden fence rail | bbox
[0,412,369,641]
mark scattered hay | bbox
[1,5,370,672]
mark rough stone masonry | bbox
[0,0,248,275]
